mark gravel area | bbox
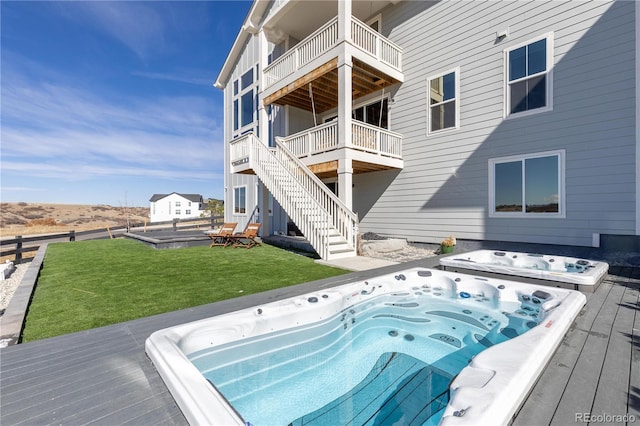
[360,238,437,262]
[0,263,28,315]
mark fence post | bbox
[69,230,76,242]
[15,236,22,264]
[172,219,177,231]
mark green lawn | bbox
[21,239,348,341]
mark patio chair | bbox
[207,222,237,247]
[230,223,262,249]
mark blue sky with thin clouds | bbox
[1,1,251,207]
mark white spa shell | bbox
[146,268,586,426]
[440,250,609,289]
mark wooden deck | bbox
[0,259,638,425]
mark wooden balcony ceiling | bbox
[264,58,399,113]
[309,159,398,179]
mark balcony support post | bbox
[258,28,271,236]
[338,157,353,210]
[338,52,352,151]
[338,0,351,42]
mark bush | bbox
[25,218,60,227]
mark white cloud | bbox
[1,69,224,180]
[131,71,215,87]
[61,2,168,60]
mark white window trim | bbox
[503,32,554,119]
[232,64,259,136]
[488,149,565,218]
[233,185,247,216]
[427,67,460,135]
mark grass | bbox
[21,239,348,342]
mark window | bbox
[352,98,389,129]
[175,201,181,207]
[489,150,564,217]
[506,35,552,116]
[186,209,191,215]
[241,91,254,127]
[428,68,459,132]
[241,69,253,90]
[232,66,258,135]
[234,186,246,214]
[176,209,181,215]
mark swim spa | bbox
[439,250,609,292]
[146,268,586,425]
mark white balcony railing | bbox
[352,121,402,158]
[264,16,402,89]
[280,121,402,159]
[281,121,339,158]
[264,18,339,88]
[351,17,402,70]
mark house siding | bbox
[223,2,288,234]
[357,0,636,247]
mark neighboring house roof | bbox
[149,193,203,203]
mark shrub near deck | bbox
[21,239,347,341]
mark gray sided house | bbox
[215,0,639,260]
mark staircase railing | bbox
[241,133,358,259]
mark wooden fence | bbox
[0,216,223,264]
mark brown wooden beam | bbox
[264,58,338,107]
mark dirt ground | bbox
[0,202,150,238]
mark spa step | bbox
[289,352,452,426]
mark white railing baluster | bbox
[264,16,401,90]
[233,133,357,260]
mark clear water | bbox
[189,291,540,426]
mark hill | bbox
[0,202,150,238]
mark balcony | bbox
[262,16,403,113]
[230,121,402,178]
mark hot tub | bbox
[440,250,609,293]
[146,268,586,425]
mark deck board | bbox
[550,282,626,425]
[0,259,637,426]
[590,280,638,417]
[511,279,612,426]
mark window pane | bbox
[234,188,246,214]
[495,161,523,212]
[431,101,455,131]
[525,156,558,213]
[443,72,455,101]
[510,80,528,114]
[354,107,364,122]
[527,75,546,110]
[241,69,253,90]
[510,75,546,114]
[527,39,546,75]
[241,91,253,127]
[509,46,526,81]
[366,103,380,126]
[233,80,238,96]
[233,99,239,130]
[362,100,389,127]
[430,72,455,105]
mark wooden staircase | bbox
[234,134,357,260]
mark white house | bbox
[215,0,639,260]
[149,193,205,223]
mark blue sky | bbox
[1,1,251,207]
